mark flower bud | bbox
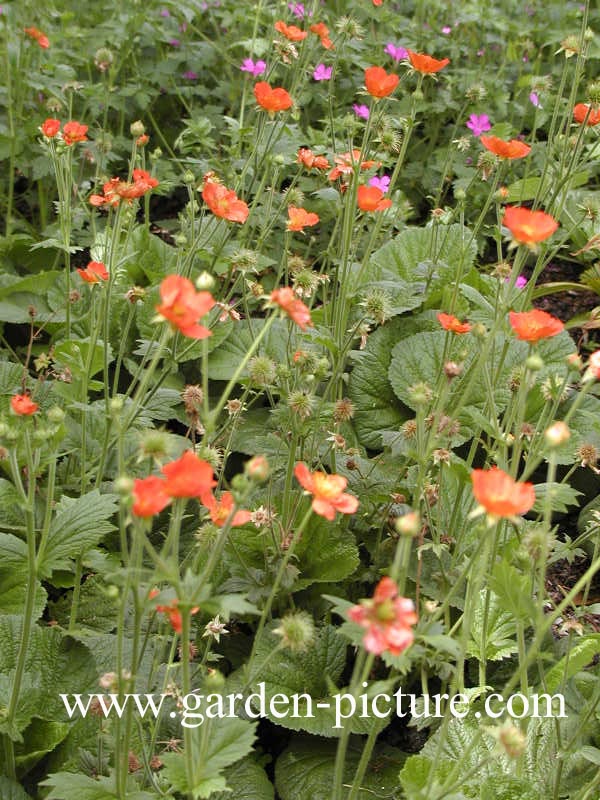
[195,271,215,291]
[115,476,134,495]
[395,511,420,537]
[245,455,270,482]
[47,406,65,423]
[525,353,544,372]
[544,421,570,447]
[273,610,315,652]
[130,120,145,138]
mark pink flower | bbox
[529,91,541,108]
[182,71,198,80]
[384,43,408,62]
[506,275,528,288]
[348,577,417,657]
[353,104,370,120]
[288,1,310,17]
[368,174,390,192]
[466,113,491,136]
[313,63,332,81]
[240,58,266,77]
[441,25,452,34]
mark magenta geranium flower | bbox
[466,113,491,136]
[384,43,409,62]
[353,104,370,120]
[288,1,310,18]
[240,58,266,77]
[369,175,391,192]
[313,63,332,81]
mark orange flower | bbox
[274,20,308,41]
[502,206,558,245]
[62,121,88,145]
[152,595,199,634]
[270,287,313,330]
[407,50,449,74]
[373,0,383,5]
[254,82,293,113]
[161,450,217,501]
[364,66,399,98]
[24,26,49,49]
[310,22,333,49]
[480,136,531,159]
[347,577,417,656]
[294,462,359,521]
[132,476,171,518]
[89,171,158,207]
[156,274,215,339]
[287,206,320,231]
[508,309,564,342]
[471,467,535,520]
[437,312,471,334]
[328,150,380,181]
[357,185,392,212]
[41,118,60,138]
[77,261,109,283]
[203,491,252,527]
[10,394,39,415]
[202,179,249,223]
[297,148,330,170]
[573,103,600,127]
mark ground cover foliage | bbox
[1,0,600,797]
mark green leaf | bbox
[42,772,158,800]
[15,718,70,774]
[207,319,296,382]
[207,757,274,800]
[41,490,118,575]
[162,715,256,799]
[294,514,359,588]
[53,338,114,382]
[275,735,406,800]
[0,777,34,799]
[348,318,410,449]
[467,590,517,662]
[399,755,456,800]
[487,561,536,623]
[542,635,600,693]
[532,482,582,514]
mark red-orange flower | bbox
[297,148,330,170]
[287,206,320,231]
[161,450,217,501]
[274,20,308,41]
[41,118,60,138]
[573,103,600,127]
[156,275,215,339]
[89,170,159,207]
[328,150,380,181]
[24,26,49,49]
[151,593,199,634]
[502,206,558,245]
[77,261,109,283]
[294,462,359,521]
[347,577,417,656]
[437,312,472,334]
[10,394,39,415]
[202,179,249,223]
[480,136,531,159]
[471,467,535,520]
[508,309,564,342]
[357,185,392,212]
[62,121,88,145]
[132,476,171,518]
[254,82,293,113]
[203,491,252,527]
[364,66,399,98]
[373,0,383,5]
[310,22,333,49]
[270,287,313,330]
[407,50,449,74]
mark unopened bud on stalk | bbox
[115,476,134,495]
[525,353,544,372]
[47,406,65,423]
[130,120,145,138]
[395,511,420,537]
[245,455,270,482]
[544,421,570,447]
[273,610,315,652]
[195,271,215,291]
[109,397,124,414]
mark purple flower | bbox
[240,58,266,77]
[506,275,527,288]
[168,38,181,47]
[182,71,198,80]
[529,91,541,108]
[384,43,409,62]
[441,26,452,34]
[466,113,491,136]
[288,2,310,18]
[353,104,370,120]
[313,63,332,81]
[369,175,391,193]
[160,9,170,17]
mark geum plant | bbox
[1,1,600,799]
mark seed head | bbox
[273,611,315,652]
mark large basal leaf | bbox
[207,318,296,382]
[348,318,411,449]
[41,490,118,575]
[207,756,274,800]
[161,715,256,799]
[294,513,359,588]
[275,735,406,800]
[43,772,159,800]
